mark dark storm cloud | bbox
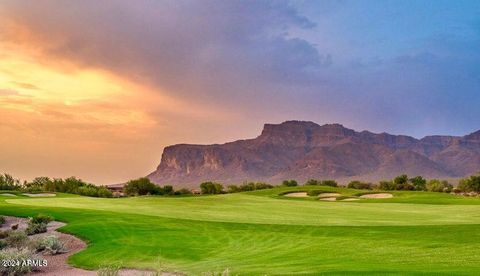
[2,0,480,137]
[1,0,328,101]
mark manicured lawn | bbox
[1,186,480,275]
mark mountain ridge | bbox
[147,121,480,187]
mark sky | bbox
[0,0,479,184]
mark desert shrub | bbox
[26,222,47,236]
[0,230,9,239]
[176,188,192,195]
[31,214,53,225]
[321,180,338,187]
[200,182,224,194]
[0,240,7,249]
[282,180,298,187]
[378,180,395,190]
[0,215,5,226]
[5,231,28,248]
[305,179,320,186]
[97,265,120,276]
[426,179,453,193]
[34,235,67,255]
[347,181,373,190]
[97,187,113,198]
[307,190,325,196]
[254,182,274,190]
[457,175,480,193]
[0,247,41,276]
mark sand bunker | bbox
[319,197,337,201]
[0,193,17,197]
[284,192,309,197]
[359,193,393,199]
[318,193,341,198]
[22,193,56,197]
[342,198,360,201]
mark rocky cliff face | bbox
[147,121,480,187]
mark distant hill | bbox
[147,121,480,187]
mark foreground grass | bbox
[2,187,480,274]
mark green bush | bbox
[321,180,338,187]
[282,180,298,187]
[307,190,325,196]
[0,216,5,226]
[200,182,224,194]
[30,214,53,225]
[34,235,67,255]
[26,222,47,236]
[347,181,373,190]
[426,179,453,192]
[378,180,394,190]
[304,179,321,186]
[5,231,28,248]
[0,247,41,276]
[176,188,192,195]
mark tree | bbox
[0,173,21,190]
[200,182,224,194]
[458,175,480,193]
[124,177,158,196]
[282,180,298,187]
[227,185,239,193]
[410,176,427,191]
[393,174,413,190]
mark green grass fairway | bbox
[2,187,480,275]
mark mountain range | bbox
[147,121,480,187]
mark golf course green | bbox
[2,186,480,275]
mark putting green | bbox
[2,187,480,275]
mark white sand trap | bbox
[0,193,17,197]
[359,193,393,199]
[320,197,337,201]
[284,192,309,197]
[342,198,360,201]
[22,193,56,197]
[318,193,341,198]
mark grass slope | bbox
[1,187,480,275]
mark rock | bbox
[147,121,480,187]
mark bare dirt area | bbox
[284,192,309,197]
[359,193,393,199]
[342,198,360,201]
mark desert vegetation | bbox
[0,214,61,275]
